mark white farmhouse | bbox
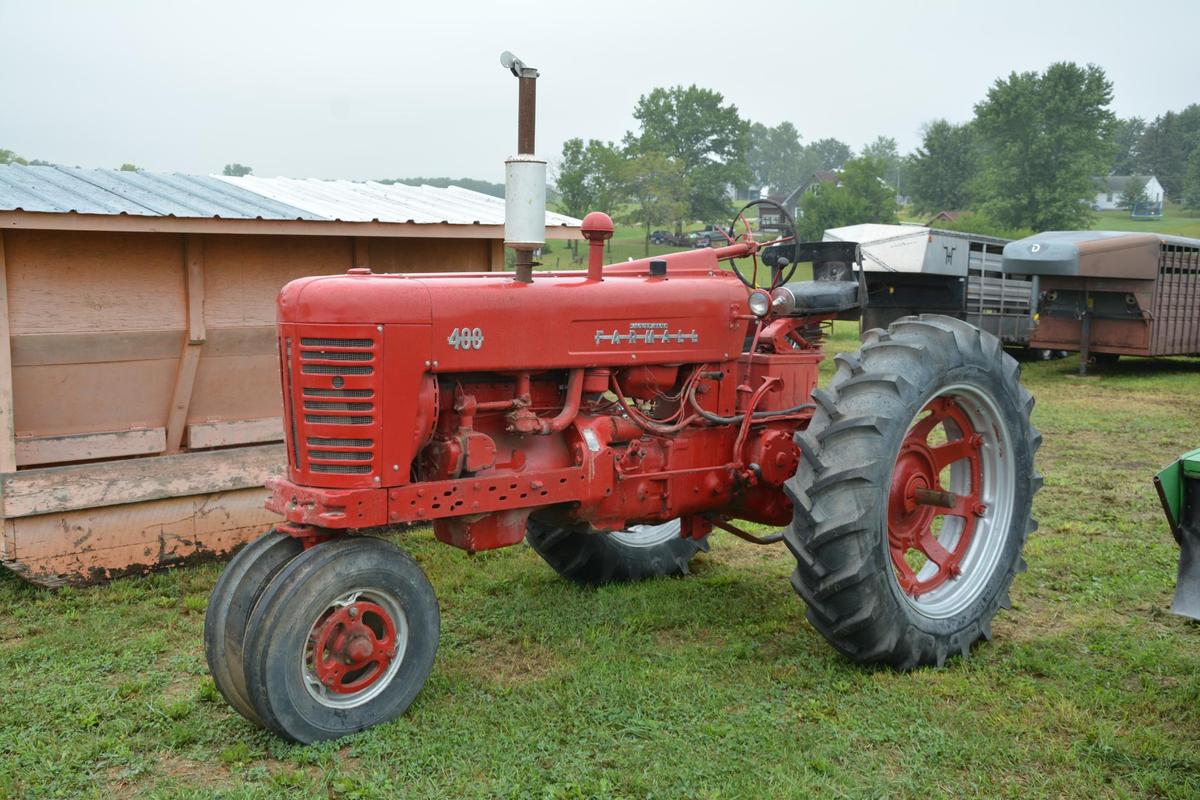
[1091,175,1164,210]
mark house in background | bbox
[1091,175,1165,211]
[781,171,840,220]
[927,210,966,226]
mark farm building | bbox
[1091,175,1164,211]
[0,164,580,585]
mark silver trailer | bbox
[823,224,1035,346]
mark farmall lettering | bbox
[594,321,699,346]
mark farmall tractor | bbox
[203,57,1041,743]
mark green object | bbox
[1155,447,1200,533]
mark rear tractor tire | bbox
[525,518,708,587]
[786,315,1041,669]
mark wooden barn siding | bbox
[0,227,498,584]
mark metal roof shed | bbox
[0,165,580,585]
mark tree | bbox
[806,138,853,171]
[906,119,979,213]
[617,152,689,257]
[973,62,1115,231]
[796,156,898,239]
[861,136,901,190]
[554,138,625,218]
[1182,145,1200,210]
[222,163,253,177]
[0,149,28,166]
[1138,105,1200,197]
[118,163,140,172]
[626,85,748,222]
[1110,116,1146,175]
[746,121,804,193]
[1117,177,1148,210]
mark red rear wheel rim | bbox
[887,396,985,599]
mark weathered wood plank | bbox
[1,519,14,561]
[16,427,167,467]
[0,231,15,472]
[10,325,276,367]
[165,344,201,453]
[1,442,285,519]
[353,236,369,268]
[11,329,181,366]
[165,235,207,453]
[188,417,282,449]
[185,235,206,344]
[2,487,280,586]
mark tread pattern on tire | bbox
[203,530,303,727]
[525,519,708,587]
[784,315,1041,670]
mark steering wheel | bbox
[716,199,799,289]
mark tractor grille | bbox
[281,327,382,487]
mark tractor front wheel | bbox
[240,536,440,743]
[785,315,1041,669]
[525,518,707,586]
[203,529,304,727]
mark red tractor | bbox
[203,202,1041,742]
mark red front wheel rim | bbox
[303,589,408,708]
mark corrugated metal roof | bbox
[0,165,319,220]
[0,165,581,229]
[218,175,579,227]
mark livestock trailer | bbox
[1002,231,1200,370]
[823,224,1034,346]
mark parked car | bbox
[691,224,731,248]
[649,230,671,245]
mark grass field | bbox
[1,325,1198,799]
[1091,203,1200,238]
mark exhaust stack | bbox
[500,51,546,284]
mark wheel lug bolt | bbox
[973,503,988,517]
[348,606,358,618]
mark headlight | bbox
[747,290,771,318]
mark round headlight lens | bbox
[747,290,771,317]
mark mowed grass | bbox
[1092,203,1200,238]
[2,328,1199,798]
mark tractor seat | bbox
[774,280,860,315]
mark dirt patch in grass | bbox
[456,638,560,686]
[106,753,229,795]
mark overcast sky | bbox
[1,0,1196,183]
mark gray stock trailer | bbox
[821,224,1037,347]
[1002,230,1200,373]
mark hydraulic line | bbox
[686,379,814,425]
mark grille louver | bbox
[286,330,382,486]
